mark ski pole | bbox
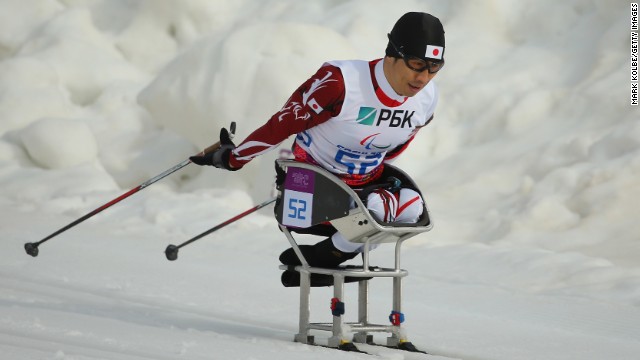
[165,197,277,261]
[24,123,236,258]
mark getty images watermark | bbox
[632,3,638,105]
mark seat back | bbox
[274,162,352,229]
[275,160,432,245]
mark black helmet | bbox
[386,12,445,62]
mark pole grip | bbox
[200,122,236,155]
[201,141,221,155]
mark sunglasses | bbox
[387,34,445,74]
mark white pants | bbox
[332,188,424,253]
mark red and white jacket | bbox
[229,59,438,186]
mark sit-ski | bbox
[274,159,432,353]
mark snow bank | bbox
[138,22,357,150]
[15,7,145,106]
[0,0,636,277]
[0,0,63,58]
[0,57,76,135]
[20,117,98,169]
[0,2,639,359]
[137,21,358,197]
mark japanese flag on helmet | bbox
[425,45,443,60]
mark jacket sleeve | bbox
[228,65,345,169]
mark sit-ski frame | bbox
[275,160,432,348]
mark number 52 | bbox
[288,198,307,220]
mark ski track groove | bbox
[407,275,640,342]
[0,273,471,360]
[0,272,353,335]
[0,329,189,360]
[0,271,292,336]
[7,271,635,360]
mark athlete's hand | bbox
[190,127,239,171]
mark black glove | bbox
[190,127,239,171]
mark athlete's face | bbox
[384,57,438,97]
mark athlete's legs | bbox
[331,188,424,253]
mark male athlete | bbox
[191,12,445,275]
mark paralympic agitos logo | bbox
[356,106,415,128]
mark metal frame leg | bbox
[387,239,406,346]
[294,270,314,344]
[327,274,346,348]
[387,275,403,346]
[353,279,372,344]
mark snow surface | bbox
[1,0,639,359]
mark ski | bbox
[360,341,429,355]
[390,341,428,353]
[306,342,370,355]
[306,340,431,357]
